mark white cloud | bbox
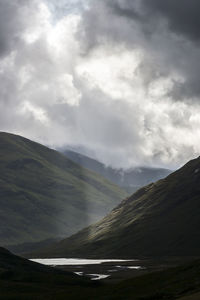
[0,0,200,169]
[76,47,142,102]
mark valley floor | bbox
[2,256,200,300]
[56,256,197,283]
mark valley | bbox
[1,132,200,300]
[31,256,197,284]
[1,247,200,300]
[0,0,199,298]
[31,155,200,259]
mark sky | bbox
[1,0,200,169]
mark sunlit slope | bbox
[0,132,127,245]
[41,156,200,258]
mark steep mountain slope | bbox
[38,156,200,258]
[63,149,171,193]
[0,132,127,246]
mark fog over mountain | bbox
[62,149,172,193]
[0,0,200,169]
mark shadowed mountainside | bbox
[0,132,127,246]
[0,247,97,300]
[36,155,200,258]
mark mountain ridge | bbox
[34,155,200,258]
[0,131,127,246]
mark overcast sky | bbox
[1,0,200,169]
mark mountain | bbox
[0,132,127,247]
[62,149,171,193]
[37,155,200,258]
[0,247,96,299]
[0,246,76,280]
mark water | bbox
[30,258,134,266]
[30,258,142,280]
[74,272,83,276]
[74,272,110,280]
[90,274,110,280]
[116,265,142,270]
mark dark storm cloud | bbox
[144,0,200,42]
[109,0,200,42]
[80,0,200,100]
[109,1,142,21]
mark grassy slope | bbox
[37,155,200,258]
[0,132,127,246]
[1,247,200,299]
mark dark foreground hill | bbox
[37,155,200,258]
[0,247,78,280]
[0,247,96,300]
[0,132,127,246]
[63,149,172,193]
[2,247,200,299]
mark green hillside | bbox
[0,132,127,246]
[38,155,200,258]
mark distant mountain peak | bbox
[62,149,172,193]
